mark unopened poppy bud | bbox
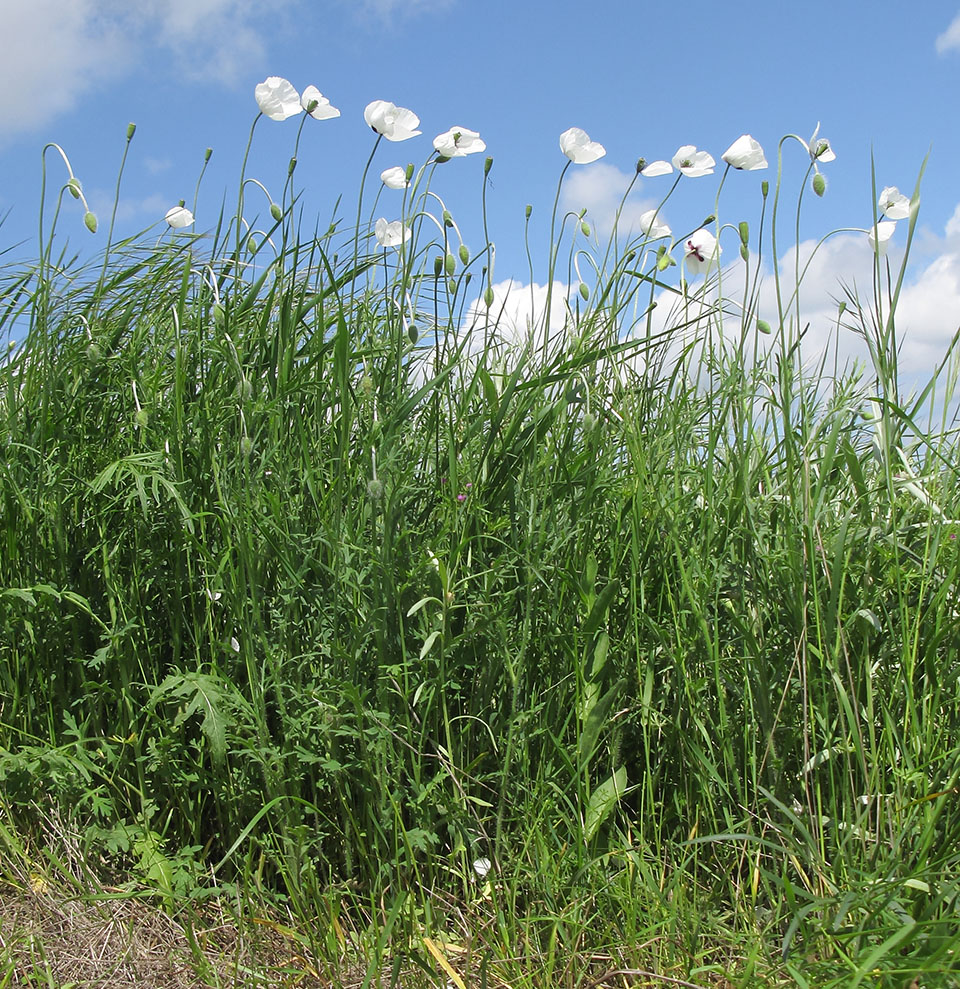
[579,283,589,300]
[738,221,749,244]
[761,180,769,198]
[247,236,258,253]
[407,323,418,343]
[525,205,532,220]
[405,162,415,181]
[270,203,283,222]
[740,244,749,262]
[484,286,495,307]
[447,278,457,294]
[126,122,137,140]
[635,157,647,173]
[580,221,590,237]
[702,214,716,226]
[360,374,374,395]
[83,211,97,233]
[464,272,472,288]
[67,177,82,200]
[213,303,225,325]
[484,156,493,176]
[582,411,597,432]
[443,210,453,227]
[288,157,297,176]
[205,148,213,163]
[459,244,469,265]
[812,173,826,197]
[240,435,254,457]
[366,478,384,501]
[434,256,443,277]
[757,319,772,335]
[657,252,675,272]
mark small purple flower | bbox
[457,493,467,502]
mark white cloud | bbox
[935,12,960,54]
[350,0,454,21]
[559,163,661,240]
[0,0,295,140]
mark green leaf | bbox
[584,765,626,842]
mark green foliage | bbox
[1,122,959,986]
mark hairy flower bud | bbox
[126,122,137,140]
[83,211,97,234]
[484,286,495,308]
[459,243,469,265]
[270,202,283,222]
[813,173,826,197]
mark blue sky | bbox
[3,0,960,373]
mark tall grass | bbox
[1,104,959,987]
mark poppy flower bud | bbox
[447,278,457,295]
[761,181,769,198]
[813,173,826,197]
[443,210,453,227]
[757,320,772,335]
[738,221,749,245]
[740,244,749,262]
[434,256,443,277]
[83,211,97,234]
[126,122,137,140]
[240,435,254,457]
[405,163,415,182]
[367,479,384,501]
[459,244,470,265]
[288,157,297,176]
[525,205,532,220]
[67,177,82,200]
[635,157,647,174]
[579,283,589,300]
[407,323,418,344]
[484,286,495,308]
[580,221,590,237]
[484,156,493,176]
[205,148,213,163]
[270,203,283,222]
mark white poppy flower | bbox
[374,218,411,247]
[638,209,671,239]
[230,636,240,653]
[381,166,410,189]
[300,85,340,120]
[165,206,194,229]
[721,134,767,171]
[868,221,896,256]
[559,127,606,164]
[806,122,835,163]
[364,100,421,142]
[254,77,303,121]
[672,145,716,177]
[878,186,911,220]
[472,857,492,878]
[684,228,721,275]
[433,126,486,158]
[641,160,673,177]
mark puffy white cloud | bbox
[466,279,570,349]
[0,0,295,139]
[935,12,960,54]
[559,162,662,240]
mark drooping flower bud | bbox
[579,283,589,300]
[484,286,495,308]
[580,221,591,237]
[445,253,456,275]
[270,203,283,222]
[83,211,98,233]
[757,319,772,335]
[67,177,82,200]
[813,173,826,197]
[459,244,470,265]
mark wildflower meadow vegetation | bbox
[1,77,959,987]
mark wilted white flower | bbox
[364,100,421,142]
[638,209,671,239]
[684,228,721,275]
[721,134,767,170]
[165,206,194,229]
[374,218,411,248]
[640,160,673,177]
[673,145,715,177]
[254,77,303,121]
[559,127,606,164]
[868,221,896,256]
[300,85,340,120]
[433,126,486,158]
[230,636,240,653]
[806,122,835,163]
[879,186,911,220]
[381,166,410,189]
[205,588,222,603]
